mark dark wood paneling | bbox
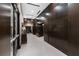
[68,4,79,45]
[44,3,79,56]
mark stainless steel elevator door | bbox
[0,3,11,56]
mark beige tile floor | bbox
[17,33,66,56]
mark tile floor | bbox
[17,33,66,56]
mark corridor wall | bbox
[44,3,79,56]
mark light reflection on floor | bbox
[17,33,66,56]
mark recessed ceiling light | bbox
[40,17,46,20]
[36,17,40,20]
[54,6,62,11]
[36,17,46,21]
[45,13,51,16]
[37,22,42,24]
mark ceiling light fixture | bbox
[54,6,62,11]
[36,17,40,20]
[40,17,46,20]
[45,13,51,16]
[36,16,46,21]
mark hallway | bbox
[17,33,66,56]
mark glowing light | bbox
[40,17,46,20]
[36,17,40,19]
[54,6,62,11]
[36,17,46,21]
[45,13,51,16]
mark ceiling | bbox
[20,3,50,19]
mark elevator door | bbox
[0,3,11,56]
